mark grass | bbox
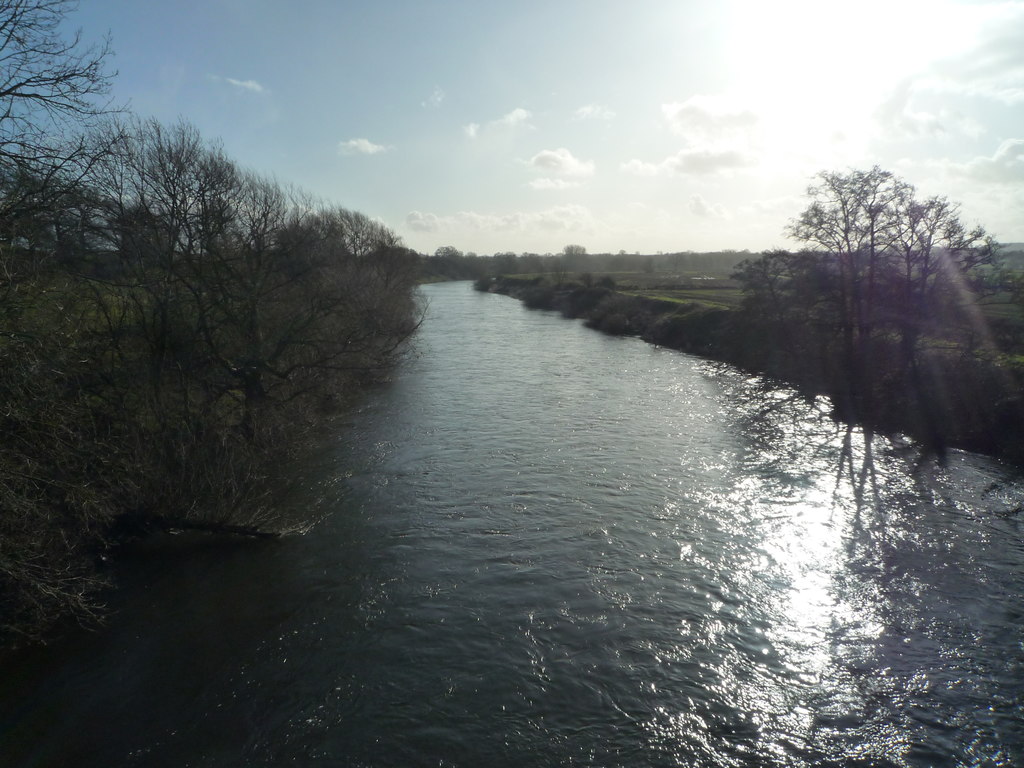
[978,292,1024,322]
[619,288,741,310]
[497,268,1024,327]
[498,271,743,310]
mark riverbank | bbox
[479,275,1024,469]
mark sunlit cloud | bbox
[688,194,727,218]
[529,178,582,190]
[464,108,533,139]
[497,107,532,127]
[620,159,661,177]
[208,74,267,93]
[528,147,594,177]
[338,138,391,155]
[622,147,756,177]
[422,85,445,108]
[875,80,966,138]
[924,4,1024,105]
[676,146,753,173]
[869,1,1024,145]
[662,95,758,138]
[575,104,616,121]
[405,210,441,232]
[618,94,763,178]
[738,194,804,218]
[872,6,1023,140]
[948,138,1024,183]
[405,204,596,236]
[226,77,265,93]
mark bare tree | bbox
[561,243,587,272]
[0,1,117,214]
[787,167,900,394]
[78,119,422,525]
[0,0,121,330]
[788,168,995,376]
[886,181,995,364]
[0,104,423,643]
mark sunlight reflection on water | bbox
[622,358,1024,766]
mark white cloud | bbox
[575,104,616,121]
[668,148,755,174]
[872,2,1024,142]
[226,77,265,93]
[620,94,759,179]
[875,80,942,136]
[950,138,1024,183]
[208,74,267,93]
[528,148,594,177]
[688,194,727,218]
[927,5,1024,105]
[497,107,532,127]
[876,78,988,138]
[622,148,755,177]
[423,86,445,108]
[529,178,581,190]
[464,108,533,139]
[338,138,391,156]
[404,205,596,236]
[738,194,803,217]
[619,159,661,177]
[532,205,593,232]
[662,95,758,138]
[406,211,441,232]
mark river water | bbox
[3,280,1024,767]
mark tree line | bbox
[423,244,751,283]
[1,2,420,644]
[732,167,1018,460]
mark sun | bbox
[717,0,977,173]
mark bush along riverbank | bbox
[0,121,422,646]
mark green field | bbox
[499,270,744,310]
[618,287,741,310]
[497,269,1024,323]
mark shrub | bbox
[521,284,556,309]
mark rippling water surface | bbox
[3,281,1024,767]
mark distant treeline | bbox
[480,168,1024,468]
[1,3,420,644]
[419,245,752,282]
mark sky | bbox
[73,0,1024,256]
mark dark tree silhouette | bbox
[0,1,117,217]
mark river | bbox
[2,280,1024,767]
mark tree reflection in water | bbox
[717,366,1024,766]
